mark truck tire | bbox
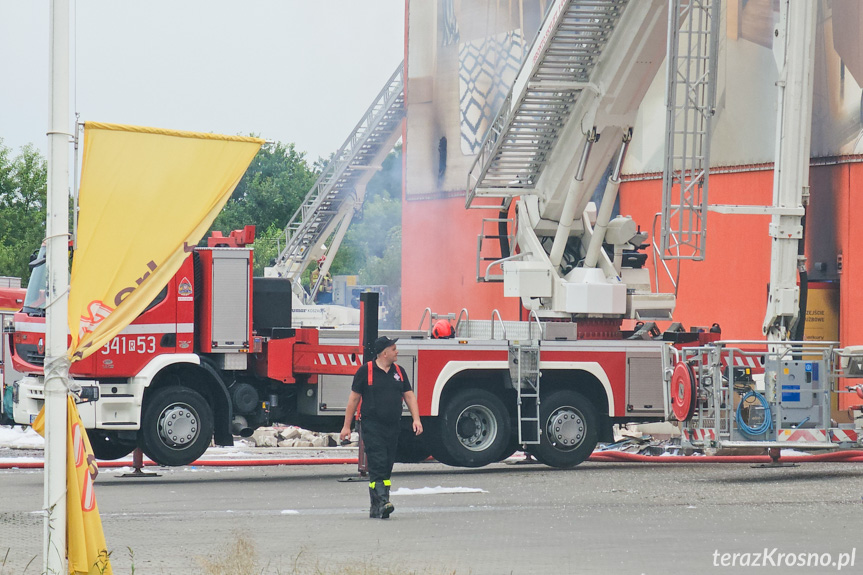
[139,386,214,467]
[433,388,511,468]
[87,430,136,461]
[424,419,459,466]
[528,389,598,469]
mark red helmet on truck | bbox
[432,320,455,339]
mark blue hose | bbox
[736,390,772,437]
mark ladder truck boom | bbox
[762,0,816,342]
[267,62,405,305]
[466,0,676,320]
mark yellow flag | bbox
[33,397,112,574]
[68,122,263,361]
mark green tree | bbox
[210,141,317,243]
[0,141,48,284]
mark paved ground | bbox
[2,453,863,575]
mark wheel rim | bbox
[546,405,585,451]
[156,402,200,448]
[455,404,498,452]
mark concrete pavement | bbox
[1,456,862,574]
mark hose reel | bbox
[670,361,697,421]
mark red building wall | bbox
[402,161,863,374]
[401,194,514,328]
[619,170,774,340]
[837,163,863,347]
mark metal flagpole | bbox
[45,0,72,572]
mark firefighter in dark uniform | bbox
[340,336,423,519]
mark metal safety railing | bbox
[672,341,861,450]
[465,0,629,207]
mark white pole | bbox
[45,0,71,573]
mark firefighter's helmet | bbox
[432,319,455,339]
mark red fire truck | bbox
[7,230,716,468]
[8,2,736,469]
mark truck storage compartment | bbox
[252,277,293,338]
[197,249,252,353]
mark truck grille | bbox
[15,343,44,367]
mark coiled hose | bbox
[736,390,773,436]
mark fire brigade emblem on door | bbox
[178,277,193,301]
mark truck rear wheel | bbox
[431,388,511,468]
[139,386,214,466]
[87,430,136,461]
[528,389,597,468]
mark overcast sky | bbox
[0,0,405,162]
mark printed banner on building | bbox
[33,396,112,575]
[68,122,263,361]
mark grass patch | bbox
[195,533,464,575]
[0,548,37,575]
[195,535,263,575]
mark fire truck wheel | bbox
[528,389,597,469]
[87,430,136,461]
[139,386,214,467]
[435,388,511,468]
[424,420,459,466]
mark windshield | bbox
[20,245,164,318]
[22,246,47,316]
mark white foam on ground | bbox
[281,509,299,514]
[0,425,44,449]
[780,448,813,457]
[392,486,487,495]
[198,447,259,458]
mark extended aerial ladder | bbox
[465,0,679,321]
[268,62,406,305]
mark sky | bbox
[0,0,405,163]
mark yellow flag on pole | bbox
[68,122,263,362]
[33,396,112,574]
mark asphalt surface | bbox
[1,455,863,575]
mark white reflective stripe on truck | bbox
[14,322,194,334]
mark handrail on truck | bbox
[416,308,432,333]
[483,251,532,283]
[455,308,469,336]
[528,309,542,341]
[490,309,506,340]
[417,307,460,338]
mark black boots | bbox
[368,484,383,518]
[380,483,394,519]
[368,482,395,519]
